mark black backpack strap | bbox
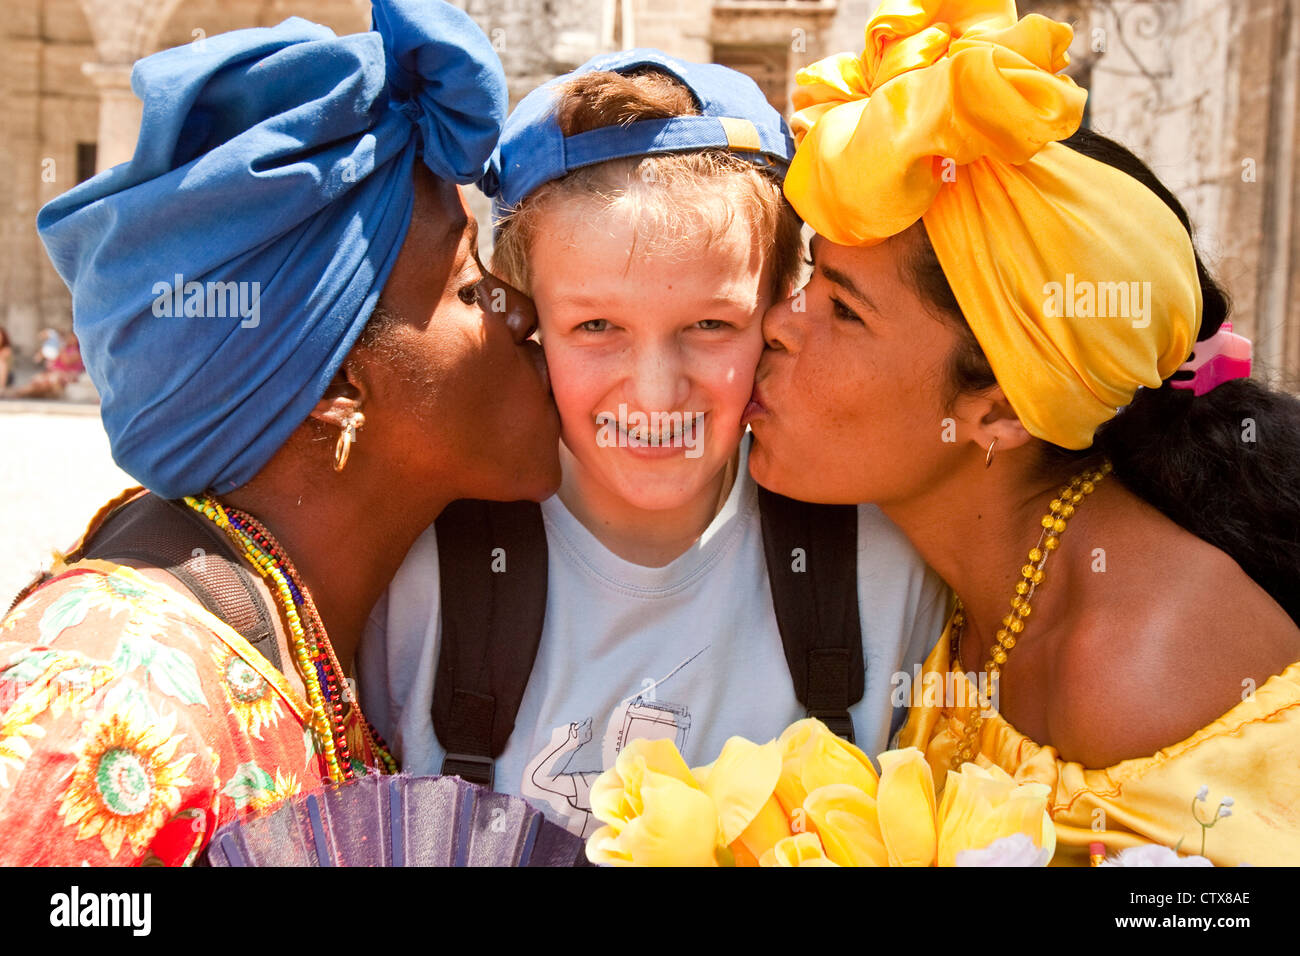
[432,499,548,789]
[79,493,281,671]
[756,484,863,743]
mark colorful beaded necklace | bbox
[947,460,1112,770]
[183,494,397,781]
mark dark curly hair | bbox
[907,126,1300,624]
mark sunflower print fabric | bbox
[0,560,388,866]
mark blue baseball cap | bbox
[482,48,796,214]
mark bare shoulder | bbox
[1045,525,1300,768]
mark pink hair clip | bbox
[1170,322,1252,397]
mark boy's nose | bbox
[628,344,689,413]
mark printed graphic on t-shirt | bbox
[520,648,705,836]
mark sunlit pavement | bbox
[0,403,134,605]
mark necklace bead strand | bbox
[184,496,345,780]
[182,495,396,781]
[949,461,1112,770]
[225,509,356,771]
[228,509,390,772]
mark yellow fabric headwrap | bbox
[784,0,1203,449]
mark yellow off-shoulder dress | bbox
[897,617,1300,866]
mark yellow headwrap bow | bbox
[785,0,1202,449]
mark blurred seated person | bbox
[1,328,84,399]
[0,325,12,388]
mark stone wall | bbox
[711,1,837,113]
[1083,0,1299,383]
[464,0,608,103]
[3,0,97,349]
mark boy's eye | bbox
[695,319,726,331]
[578,319,610,332]
[831,297,864,325]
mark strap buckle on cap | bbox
[1170,321,1252,397]
[718,117,761,153]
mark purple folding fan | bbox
[205,774,590,867]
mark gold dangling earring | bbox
[984,436,998,469]
[333,410,365,472]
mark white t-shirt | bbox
[358,441,949,837]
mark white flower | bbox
[1100,845,1214,867]
[1195,785,1209,802]
[1220,796,1235,807]
[954,833,1051,867]
[1219,806,1233,819]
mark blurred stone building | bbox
[3,0,1298,380]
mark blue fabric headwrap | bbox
[36,0,506,498]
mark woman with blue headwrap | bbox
[0,0,559,865]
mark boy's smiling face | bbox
[529,197,771,514]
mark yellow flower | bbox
[802,783,890,867]
[249,767,301,813]
[58,703,196,859]
[2,600,30,633]
[760,832,839,867]
[0,653,115,786]
[0,698,46,788]
[936,761,1055,866]
[42,656,118,720]
[587,738,719,867]
[876,747,939,865]
[774,717,879,819]
[583,721,1055,867]
[211,646,281,740]
[693,736,792,866]
[731,795,796,866]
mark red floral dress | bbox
[0,559,387,866]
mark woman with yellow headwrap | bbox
[744,0,1300,866]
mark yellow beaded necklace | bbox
[948,460,1112,770]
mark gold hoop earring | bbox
[984,437,998,469]
[333,411,365,472]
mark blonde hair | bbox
[492,69,803,297]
